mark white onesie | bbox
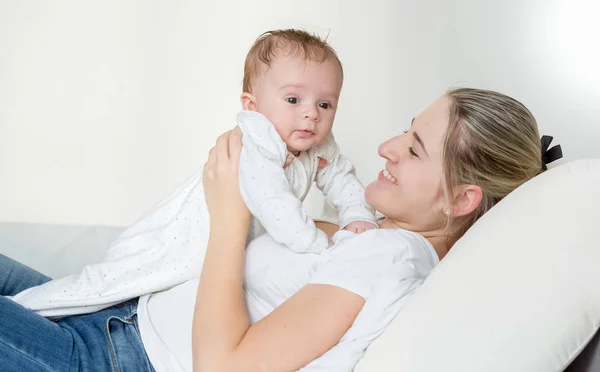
[239,110,376,253]
[9,110,375,317]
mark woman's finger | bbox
[203,147,213,181]
[207,147,216,165]
[215,131,232,162]
[228,128,243,167]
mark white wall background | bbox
[0,0,598,227]
[438,0,600,161]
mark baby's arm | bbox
[314,135,378,232]
[237,111,329,253]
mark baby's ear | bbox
[240,92,257,111]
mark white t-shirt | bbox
[137,228,439,372]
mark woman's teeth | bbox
[383,169,398,184]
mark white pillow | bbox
[356,159,600,372]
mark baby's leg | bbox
[10,168,211,316]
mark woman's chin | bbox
[366,180,399,211]
[365,181,383,207]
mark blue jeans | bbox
[0,254,155,372]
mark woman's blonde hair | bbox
[442,88,543,247]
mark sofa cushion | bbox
[356,159,600,372]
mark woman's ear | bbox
[240,92,257,111]
[451,185,483,217]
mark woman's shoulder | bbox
[321,228,439,276]
[309,228,438,302]
[332,228,436,260]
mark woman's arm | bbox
[315,220,340,239]
[193,130,365,372]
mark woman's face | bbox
[365,95,451,232]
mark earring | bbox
[444,208,451,216]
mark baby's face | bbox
[249,54,343,154]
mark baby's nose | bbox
[303,106,320,121]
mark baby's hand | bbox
[343,221,378,234]
[284,154,295,168]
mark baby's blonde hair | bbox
[442,88,543,247]
[242,29,343,93]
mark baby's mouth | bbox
[296,129,315,138]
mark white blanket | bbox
[10,111,375,317]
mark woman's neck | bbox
[379,218,449,260]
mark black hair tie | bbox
[540,135,563,172]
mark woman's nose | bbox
[378,136,402,161]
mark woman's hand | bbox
[203,127,251,230]
[195,127,252,372]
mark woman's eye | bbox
[319,102,330,109]
[286,97,298,104]
[408,146,420,158]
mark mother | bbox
[0,88,552,371]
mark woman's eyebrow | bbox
[413,132,430,158]
[410,117,429,158]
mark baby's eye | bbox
[286,97,298,104]
[319,102,330,109]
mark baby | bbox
[11,29,377,317]
[236,29,377,253]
